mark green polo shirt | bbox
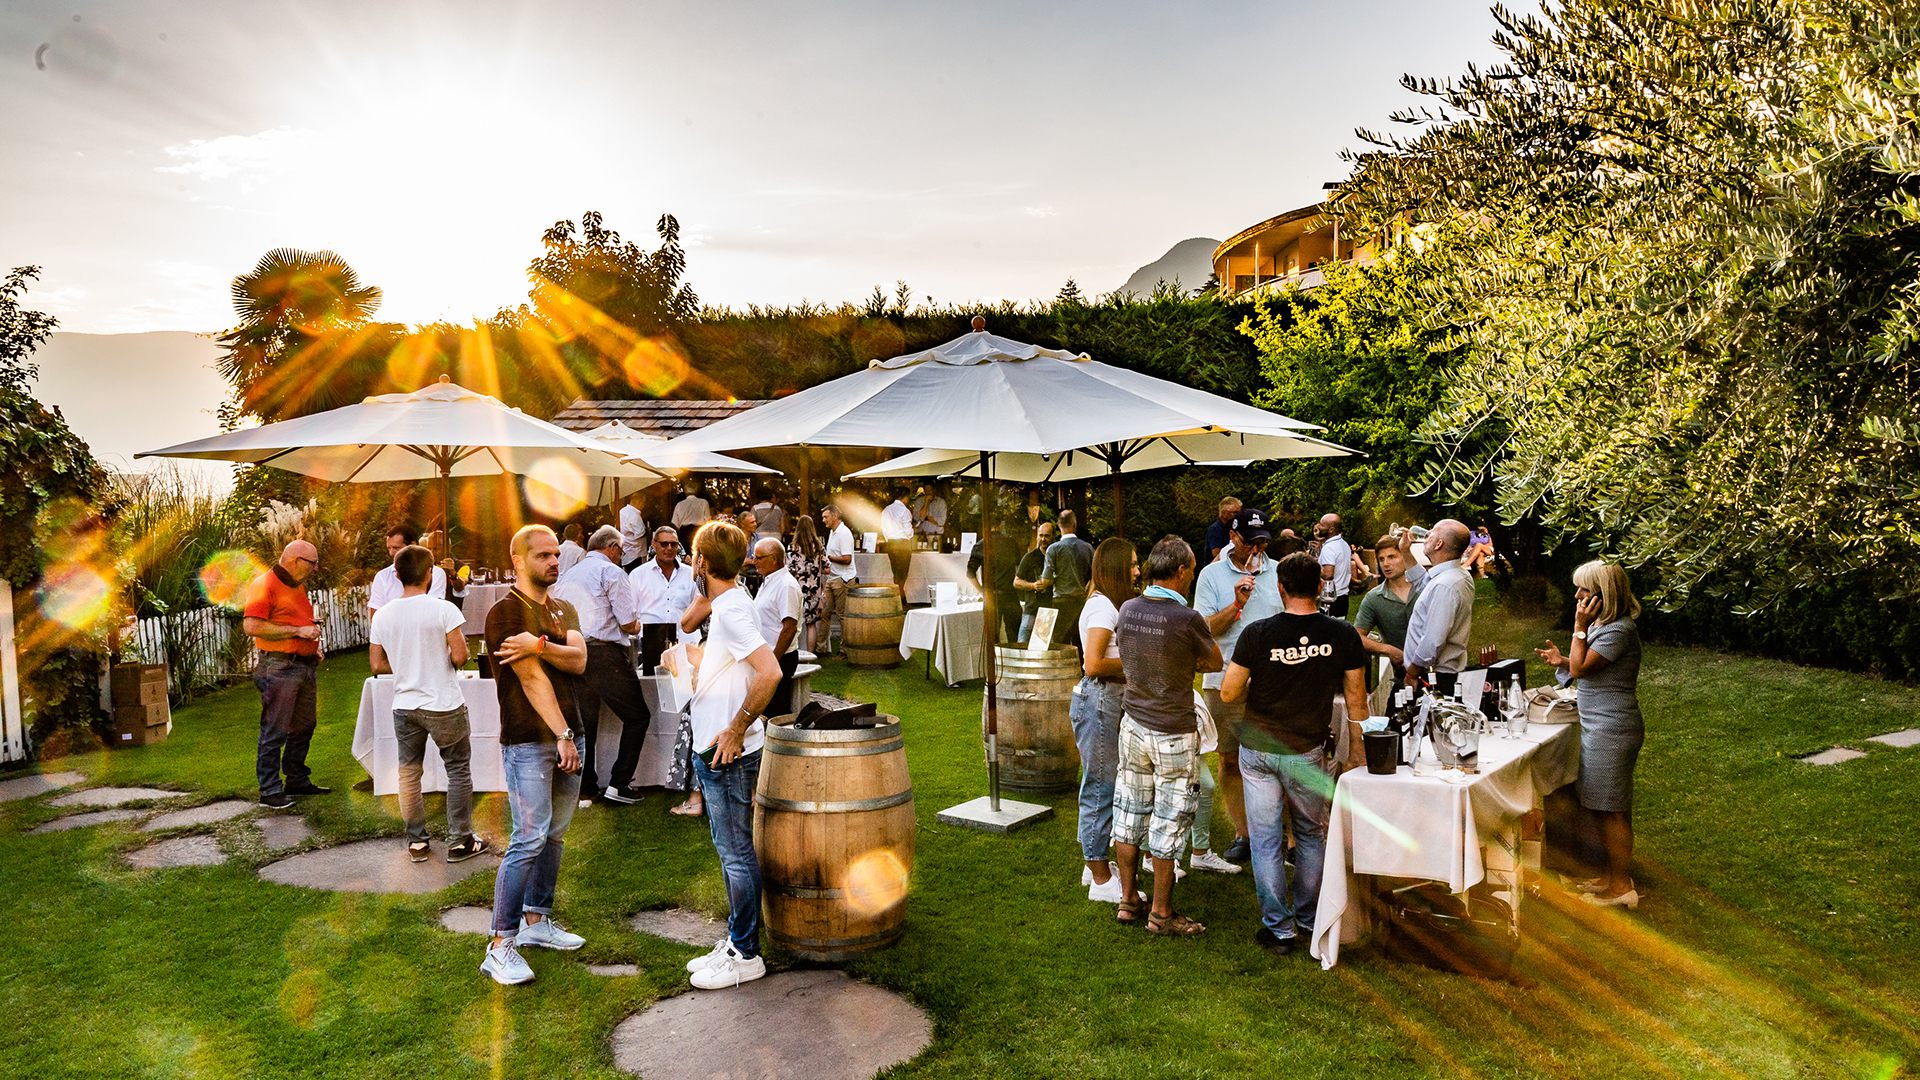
[1354,579,1419,649]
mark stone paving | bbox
[256,815,315,850]
[1867,728,1920,749]
[48,787,187,808]
[142,800,253,832]
[438,906,494,935]
[259,838,498,894]
[631,908,724,947]
[610,969,931,1080]
[0,771,85,802]
[127,835,227,869]
[1801,747,1868,765]
[28,808,144,834]
[588,964,641,977]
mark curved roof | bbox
[1211,203,1329,265]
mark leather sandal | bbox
[1146,911,1207,937]
[1116,895,1150,926]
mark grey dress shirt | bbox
[1401,559,1474,673]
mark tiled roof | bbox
[549,399,768,437]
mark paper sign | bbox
[933,581,959,609]
[1456,667,1488,707]
[1027,607,1059,654]
[960,532,977,555]
[863,531,878,553]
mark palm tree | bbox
[217,249,393,422]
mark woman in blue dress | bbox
[1536,560,1644,908]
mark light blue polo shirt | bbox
[1192,550,1282,690]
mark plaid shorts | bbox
[1111,714,1200,861]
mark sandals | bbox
[669,798,705,817]
[1115,895,1151,927]
[1146,911,1207,937]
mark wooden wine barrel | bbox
[984,645,1082,793]
[843,584,905,669]
[754,715,914,961]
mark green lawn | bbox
[1,590,1916,1079]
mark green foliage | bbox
[1240,245,1463,533]
[216,248,396,424]
[1340,0,1920,620]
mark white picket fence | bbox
[126,585,370,700]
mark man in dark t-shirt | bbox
[481,525,592,987]
[1110,535,1223,937]
[1221,551,1368,958]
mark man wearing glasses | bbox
[749,538,803,717]
[242,540,330,810]
[630,526,696,674]
[1192,507,1282,864]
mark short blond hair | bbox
[695,520,748,581]
[1572,560,1641,625]
[511,524,557,562]
[1220,496,1242,512]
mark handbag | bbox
[1524,684,1580,724]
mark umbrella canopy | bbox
[660,329,1327,456]
[138,377,669,547]
[845,429,1351,485]
[574,420,781,477]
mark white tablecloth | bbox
[458,584,515,636]
[351,675,507,796]
[898,603,986,685]
[853,552,981,605]
[853,552,892,585]
[1311,719,1581,969]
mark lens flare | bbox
[623,336,691,397]
[842,849,910,918]
[523,456,588,519]
[200,550,265,609]
[36,563,113,630]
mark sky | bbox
[0,0,1507,336]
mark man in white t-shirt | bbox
[1314,513,1354,620]
[820,505,856,655]
[368,524,448,617]
[750,537,803,716]
[675,521,782,990]
[368,544,488,864]
[619,494,648,572]
[671,485,712,551]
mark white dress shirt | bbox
[619,504,647,565]
[754,567,803,654]
[824,523,857,582]
[915,496,947,538]
[1402,559,1475,673]
[880,500,914,541]
[630,556,698,628]
[550,550,639,644]
[671,495,711,528]
[557,540,586,577]
[368,563,447,613]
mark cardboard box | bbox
[115,700,170,731]
[111,664,168,707]
[113,721,169,747]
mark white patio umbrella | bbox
[844,430,1349,484]
[574,420,781,477]
[138,376,669,553]
[657,324,1358,828]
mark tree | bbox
[1055,278,1085,306]
[216,248,397,423]
[1340,0,1920,617]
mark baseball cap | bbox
[1230,507,1272,543]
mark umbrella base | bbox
[934,796,1054,835]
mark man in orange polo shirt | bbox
[243,540,330,810]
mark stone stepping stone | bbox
[141,800,253,832]
[127,835,227,869]
[257,815,315,850]
[0,771,85,802]
[611,970,931,1080]
[589,964,641,977]
[438,906,495,935]
[258,838,498,894]
[1868,728,1920,749]
[1800,747,1867,765]
[28,808,144,834]
[632,909,724,947]
[48,787,187,808]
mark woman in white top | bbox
[1072,538,1138,903]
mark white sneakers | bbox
[688,942,766,989]
[1190,851,1243,874]
[481,939,535,985]
[1087,876,1149,905]
[516,918,586,951]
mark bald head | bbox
[511,524,561,588]
[1317,514,1342,537]
[1426,519,1471,562]
[279,540,318,584]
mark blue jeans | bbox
[1069,678,1124,861]
[253,653,318,797]
[1240,744,1334,938]
[491,737,584,936]
[695,748,763,959]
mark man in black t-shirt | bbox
[481,525,592,986]
[1220,551,1368,958]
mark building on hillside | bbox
[1211,201,1385,298]
[549,399,767,438]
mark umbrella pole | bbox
[1111,466,1124,539]
[442,462,455,561]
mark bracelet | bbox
[537,636,547,655]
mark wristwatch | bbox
[557,727,574,741]
[1571,630,1587,642]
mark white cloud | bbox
[1024,205,1058,218]
[156,127,322,191]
